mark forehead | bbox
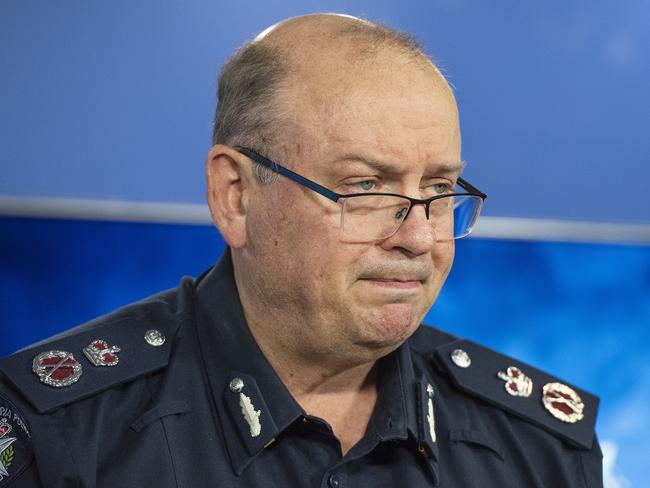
[280,51,460,172]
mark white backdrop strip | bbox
[1,196,649,245]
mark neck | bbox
[233,260,381,455]
[264,338,379,455]
[244,297,380,400]
[248,312,380,456]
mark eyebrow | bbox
[332,154,466,176]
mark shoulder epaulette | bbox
[434,339,599,450]
[0,313,179,414]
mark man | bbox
[0,14,602,487]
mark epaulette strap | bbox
[434,340,598,450]
[0,317,179,414]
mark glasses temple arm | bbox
[236,146,341,202]
[458,177,487,199]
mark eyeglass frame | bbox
[235,146,487,234]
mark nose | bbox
[381,203,437,255]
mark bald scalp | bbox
[211,14,440,154]
[256,14,427,68]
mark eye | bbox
[428,182,453,196]
[339,178,379,195]
[356,180,376,191]
[433,183,450,194]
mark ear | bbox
[205,144,250,248]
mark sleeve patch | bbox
[0,395,33,487]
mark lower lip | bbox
[360,279,422,290]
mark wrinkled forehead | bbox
[276,50,460,172]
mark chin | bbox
[357,303,421,350]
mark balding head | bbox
[253,14,427,68]
[212,14,450,155]
[206,14,462,364]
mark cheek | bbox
[249,193,342,273]
[441,240,455,270]
[432,241,455,287]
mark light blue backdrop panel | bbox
[1,1,649,224]
[1,216,647,484]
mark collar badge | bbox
[83,340,121,367]
[229,377,261,437]
[240,393,262,437]
[497,366,533,397]
[32,350,82,388]
[542,382,585,423]
[426,383,436,443]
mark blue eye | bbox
[357,180,375,191]
[432,183,451,194]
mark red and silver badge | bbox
[0,419,11,438]
[497,366,533,398]
[32,350,82,388]
[542,382,584,423]
[83,340,121,367]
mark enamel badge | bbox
[497,366,533,398]
[83,340,121,367]
[32,350,82,388]
[542,382,584,423]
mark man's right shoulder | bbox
[0,277,206,487]
[0,281,192,415]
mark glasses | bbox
[236,146,487,243]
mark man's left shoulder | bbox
[410,325,599,450]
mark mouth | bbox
[358,278,423,290]
[356,262,432,294]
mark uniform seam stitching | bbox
[578,449,592,488]
[144,377,181,488]
[160,416,181,488]
[50,415,83,488]
[187,287,238,475]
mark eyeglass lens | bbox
[340,194,483,242]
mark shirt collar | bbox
[192,250,303,475]
[361,337,439,462]
[191,250,437,475]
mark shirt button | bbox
[328,474,340,488]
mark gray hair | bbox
[212,42,288,150]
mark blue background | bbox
[1,1,648,486]
[1,0,649,222]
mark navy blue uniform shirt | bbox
[0,252,603,487]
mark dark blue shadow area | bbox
[1,216,648,485]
